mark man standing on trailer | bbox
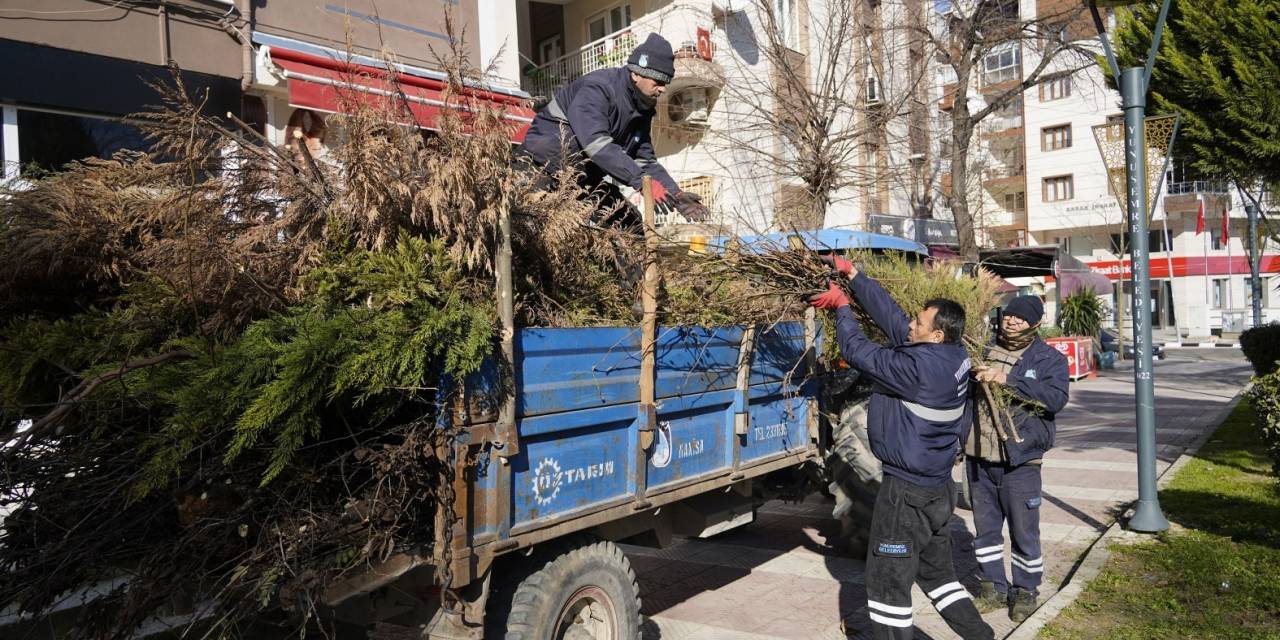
[519,33,707,229]
[967,296,1069,622]
[810,258,993,640]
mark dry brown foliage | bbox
[0,40,644,639]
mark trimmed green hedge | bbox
[1245,371,1280,478]
[1240,323,1280,375]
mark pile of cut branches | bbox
[0,47,645,636]
[683,245,1022,439]
[686,245,1000,355]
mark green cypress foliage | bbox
[127,234,495,495]
[1113,0,1280,185]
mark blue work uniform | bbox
[520,67,678,197]
[968,338,1069,599]
[832,273,992,640]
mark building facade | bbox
[1,0,525,182]
[514,0,954,237]
[988,0,1280,337]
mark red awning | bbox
[268,47,534,143]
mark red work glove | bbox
[821,254,855,276]
[649,180,671,204]
[808,281,850,310]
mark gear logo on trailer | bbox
[532,457,563,506]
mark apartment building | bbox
[962,0,1280,337]
[514,0,954,238]
[0,0,243,180]
[2,0,957,241]
[1,1,526,181]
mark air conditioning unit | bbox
[866,77,882,105]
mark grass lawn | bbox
[1040,399,1280,640]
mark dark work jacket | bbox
[520,67,678,192]
[981,338,1070,466]
[833,274,973,487]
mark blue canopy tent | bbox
[701,229,930,257]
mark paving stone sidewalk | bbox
[628,349,1252,639]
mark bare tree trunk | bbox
[950,131,978,261]
[949,63,980,262]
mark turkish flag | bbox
[697,27,712,60]
[1195,199,1205,235]
[1222,204,1230,238]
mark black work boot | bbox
[973,580,1006,614]
[1009,587,1038,623]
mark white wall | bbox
[478,0,524,88]
[1023,55,1120,233]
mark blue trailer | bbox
[316,230,929,640]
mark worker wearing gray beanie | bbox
[626,33,676,84]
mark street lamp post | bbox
[1247,202,1263,327]
[1090,0,1172,533]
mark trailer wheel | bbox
[495,537,641,640]
[825,397,882,556]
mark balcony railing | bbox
[1165,180,1230,196]
[983,113,1023,133]
[983,163,1025,181]
[522,3,718,99]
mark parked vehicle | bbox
[1100,328,1165,360]
[319,230,929,639]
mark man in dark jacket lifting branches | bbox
[810,258,993,640]
[520,33,708,229]
[967,295,1069,622]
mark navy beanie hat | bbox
[626,33,675,84]
[1004,296,1045,326]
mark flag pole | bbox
[1198,196,1210,334]
[1226,202,1234,310]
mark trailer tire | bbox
[825,397,882,556]
[494,537,641,640]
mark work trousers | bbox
[968,459,1044,595]
[865,474,994,640]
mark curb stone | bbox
[1001,389,1248,640]
[1161,342,1239,349]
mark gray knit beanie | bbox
[626,33,676,83]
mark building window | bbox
[1109,230,1172,254]
[1059,235,1090,256]
[1246,277,1270,309]
[241,95,268,138]
[1045,22,1069,45]
[989,94,1023,130]
[1109,233,1124,256]
[1150,229,1172,252]
[1211,227,1227,251]
[994,0,1019,21]
[538,35,563,64]
[1213,278,1228,309]
[587,3,631,42]
[14,107,151,176]
[774,0,799,50]
[1043,174,1074,202]
[1003,191,1025,213]
[1041,124,1072,151]
[864,142,880,190]
[1040,76,1071,101]
[982,44,1021,85]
